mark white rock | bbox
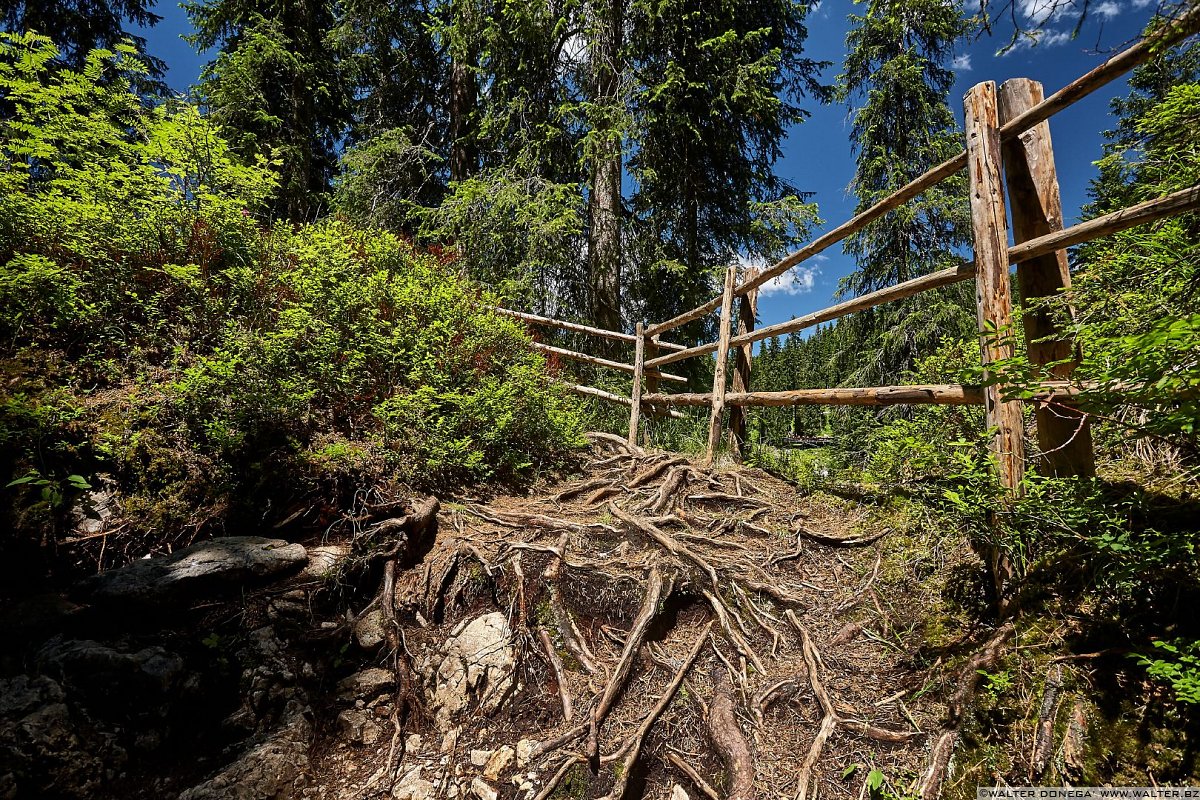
[470,778,498,800]
[392,766,435,800]
[422,612,515,731]
[405,733,423,754]
[354,609,387,651]
[483,745,514,781]
[515,739,535,767]
[671,785,691,800]
[470,749,493,767]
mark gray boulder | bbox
[421,612,515,731]
[78,537,308,605]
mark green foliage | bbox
[1133,639,1200,705]
[0,42,584,572]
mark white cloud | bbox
[952,53,973,71]
[1130,0,1155,7]
[1093,0,1122,17]
[757,263,821,296]
[1001,27,1074,54]
[1018,0,1060,24]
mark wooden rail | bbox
[504,10,1199,472]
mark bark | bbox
[587,0,623,331]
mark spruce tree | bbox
[836,0,975,387]
[186,0,350,220]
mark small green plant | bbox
[977,668,1014,701]
[6,471,91,509]
[1133,639,1200,705]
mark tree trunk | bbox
[448,0,478,182]
[587,0,623,332]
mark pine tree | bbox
[186,0,350,220]
[0,0,165,79]
[836,0,975,387]
[624,0,827,340]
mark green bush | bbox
[0,34,584,570]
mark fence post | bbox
[628,322,645,446]
[997,78,1095,479]
[965,81,1025,493]
[966,81,1023,613]
[705,267,737,465]
[728,268,759,462]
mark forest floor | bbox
[11,434,1143,800]
[304,433,1011,800]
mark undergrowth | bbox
[0,33,584,587]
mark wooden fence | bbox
[501,8,1200,488]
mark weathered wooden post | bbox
[998,78,1095,479]
[966,81,1023,611]
[628,322,646,446]
[728,268,760,462]
[705,266,737,465]
[965,81,1025,493]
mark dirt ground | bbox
[304,433,1008,800]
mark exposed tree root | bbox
[795,524,891,547]
[709,666,756,800]
[601,622,713,800]
[586,431,646,456]
[916,622,1015,800]
[539,627,574,722]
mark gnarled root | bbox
[709,666,756,800]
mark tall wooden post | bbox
[965,82,1025,493]
[997,78,1095,479]
[628,322,646,446]
[966,81,1022,614]
[728,269,760,462]
[705,267,737,465]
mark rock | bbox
[36,638,185,701]
[78,537,308,606]
[515,739,535,767]
[179,708,311,800]
[354,609,387,651]
[302,544,352,581]
[68,476,119,538]
[482,746,514,781]
[337,709,369,743]
[469,749,493,767]
[671,785,691,800]
[405,733,424,754]
[470,778,497,800]
[337,668,394,700]
[422,612,515,731]
[392,766,436,800]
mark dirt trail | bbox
[312,435,1005,800]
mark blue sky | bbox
[136,0,1161,334]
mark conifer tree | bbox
[836,0,974,386]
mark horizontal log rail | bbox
[564,383,686,418]
[645,340,720,369]
[643,381,1092,408]
[644,3,1200,340]
[532,342,688,384]
[1008,184,1200,264]
[491,306,687,351]
[728,262,976,349]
